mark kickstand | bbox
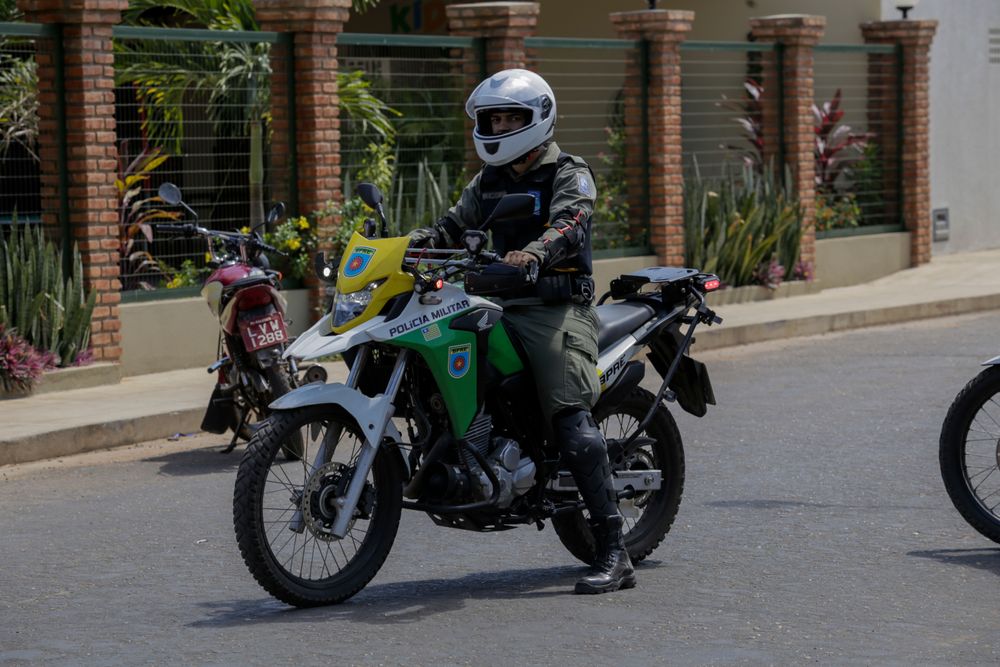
[221,408,249,454]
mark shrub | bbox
[261,215,317,281]
[684,160,805,289]
[0,325,50,394]
[0,220,97,366]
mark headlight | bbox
[332,280,384,327]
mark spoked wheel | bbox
[940,366,1000,543]
[551,387,685,565]
[233,405,404,607]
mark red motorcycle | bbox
[155,182,321,453]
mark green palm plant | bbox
[115,0,396,230]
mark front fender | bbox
[268,382,403,445]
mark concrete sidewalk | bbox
[3,247,1000,466]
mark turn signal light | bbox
[433,278,444,290]
[702,278,721,291]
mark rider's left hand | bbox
[502,250,540,268]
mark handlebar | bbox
[155,223,286,257]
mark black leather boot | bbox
[574,515,636,594]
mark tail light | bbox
[697,275,721,292]
[233,285,274,310]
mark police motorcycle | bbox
[233,183,723,607]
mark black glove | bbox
[408,227,442,249]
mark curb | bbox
[0,408,203,467]
[692,294,1000,351]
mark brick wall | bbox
[862,20,937,266]
[610,10,693,267]
[18,0,127,363]
[750,15,825,270]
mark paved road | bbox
[3,312,1000,665]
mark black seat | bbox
[596,303,655,351]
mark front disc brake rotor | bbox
[301,462,376,541]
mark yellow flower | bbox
[166,277,182,289]
[204,252,212,262]
[287,238,302,251]
[240,226,251,234]
[296,217,310,230]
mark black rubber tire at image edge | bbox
[233,406,404,607]
[939,365,1000,544]
[551,387,685,565]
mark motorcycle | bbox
[939,356,1000,542]
[155,183,320,454]
[233,183,723,607]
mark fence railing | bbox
[0,23,907,298]
[813,43,902,238]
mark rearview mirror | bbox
[157,182,182,206]
[266,202,286,227]
[355,183,384,210]
[481,193,536,230]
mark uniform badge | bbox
[447,344,471,379]
[577,173,592,196]
[343,246,376,278]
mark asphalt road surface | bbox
[3,311,1000,665]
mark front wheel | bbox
[233,405,404,607]
[940,365,1000,543]
[551,387,685,564]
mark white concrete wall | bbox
[879,0,1000,253]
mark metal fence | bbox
[337,33,476,237]
[526,37,643,254]
[0,24,47,229]
[813,43,901,237]
[112,26,286,294]
[680,41,779,180]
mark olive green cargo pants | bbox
[502,303,601,429]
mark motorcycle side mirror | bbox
[461,229,488,256]
[314,251,337,284]
[356,182,389,238]
[158,182,182,206]
[266,202,286,227]
[157,182,199,221]
[355,183,383,209]
[480,193,536,231]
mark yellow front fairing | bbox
[332,232,414,334]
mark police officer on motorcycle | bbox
[411,69,635,594]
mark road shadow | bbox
[145,443,242,477]
[706,498,933,512]
[190,560,665,628]
[908,547,1000,576]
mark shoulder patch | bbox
[577,173,593,196]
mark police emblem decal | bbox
[343,246,376,277]
[577,173,592,196]
[447,344,472,379]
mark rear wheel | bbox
[551,388,685,564]
[233,405,404,607]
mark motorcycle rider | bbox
[410,69,635,594]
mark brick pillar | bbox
[255,0,351,308]
[610,10,693,267]
[19,0,126,363]
[749,15,825,271]
[861,20,937,266]
[447,2,539,176]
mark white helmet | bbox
[465,69,556,167]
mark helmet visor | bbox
[474,106,536,138]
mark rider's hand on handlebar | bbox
[501,250,539,269]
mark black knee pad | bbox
[553,408,605,461]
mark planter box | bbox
[707,280,822,306]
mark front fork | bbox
[291,346,410,539]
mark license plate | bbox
[240,313,288,352]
